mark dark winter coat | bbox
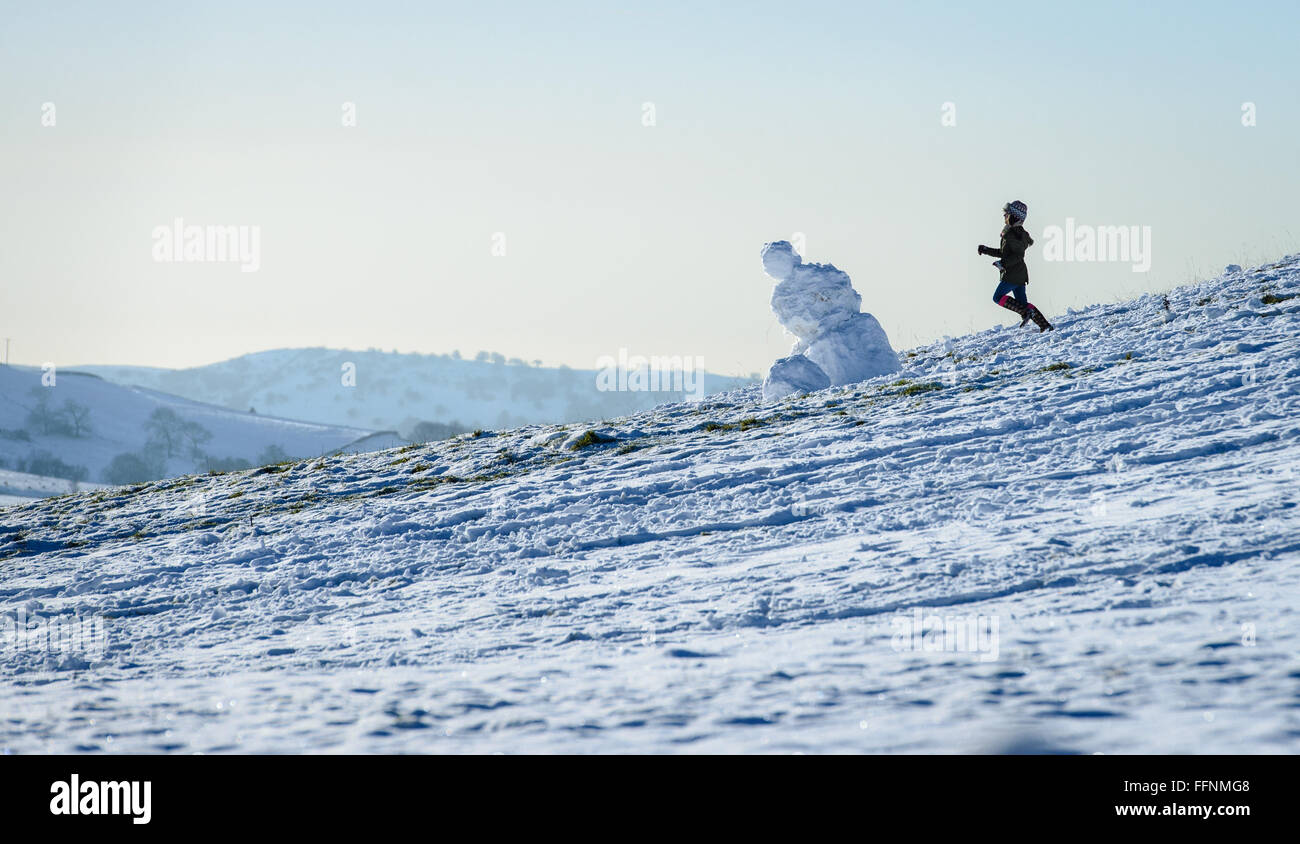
[984,224,1034,286]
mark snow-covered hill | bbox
[79,348,757,435]
[0,367,377,496]
[0,468,108,506]
[3,257,1299,754]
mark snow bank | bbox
[760,241,899,400]
[762,354,830,400]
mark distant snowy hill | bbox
[0,366,375,497]
[0,468,108,507]
[80,348,757,435]
[3,256,1299,753]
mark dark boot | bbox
[997,294,1031,325]
[1028,304,1054,332]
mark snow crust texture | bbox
[3,258,1300,753]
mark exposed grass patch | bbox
[1040,362,1072,372]
[702,416,767,434]
[568,430,616,450]
[281,492,322,515]
[407,474,464,491]
[1261,293,1296,305]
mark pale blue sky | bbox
[2,0,1297,374]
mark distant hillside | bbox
[79,348,757,435]
[0,366,375,495]
[0,467,108,506]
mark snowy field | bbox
[0,468,107,502]
[0,367,378,484]
[2,258,1299,754]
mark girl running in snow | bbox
[978,200,1053,332]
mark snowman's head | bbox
[760,240,801,281]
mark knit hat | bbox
[1003,200,1028,223]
